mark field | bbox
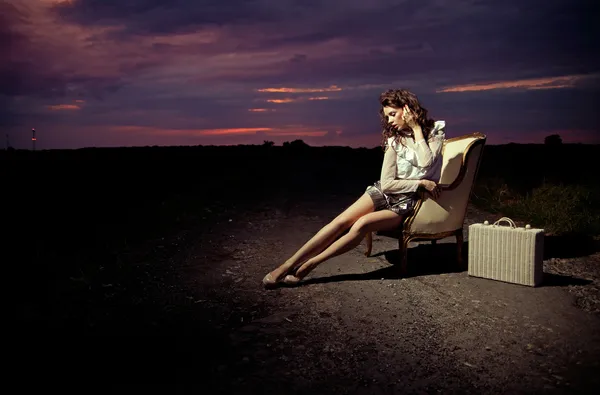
[3,142,600,393]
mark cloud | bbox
[248,108,275,112]
[437,73,598,93]
[2,0,598,149]
[1,1,131,102]
[264,97,331,103]
[257,85,342,93]
[48,104,81,111]
[7,0,598,100]
[51,0,281,34]
[289,54,308,63]
[266,99,297,103]
[111,124,331,138]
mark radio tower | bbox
[32,128,36,151]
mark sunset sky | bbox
[2,0,599,149]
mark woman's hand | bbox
[420,179,441,199]
[402,105,419,130]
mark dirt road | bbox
[149,193,599,394]
[23,192,599,394]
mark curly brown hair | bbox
[379,89,436,150]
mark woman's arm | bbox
[412,126,445,168]
[380,144,421,194]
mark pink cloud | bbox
[47,104,81,111]
[437,74,594,93]
[110,124,333,138]
[257,85,342,93]
[266,98,298,103]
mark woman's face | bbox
[383,105,405,131]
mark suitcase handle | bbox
[493,217,516,228]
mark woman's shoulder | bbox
[387,136,399,150]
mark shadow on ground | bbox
[296,242,593,288]
[542,273,593,287]
[543,234,600,259]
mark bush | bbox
[471,177,520,213]
[472,178,600,236]
[511,183,600,235]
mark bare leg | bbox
[267,193,375,281]
[295,209,405,279]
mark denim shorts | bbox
[365,180,418,215]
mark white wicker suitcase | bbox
[468,217,545,286]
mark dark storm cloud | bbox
[0,2,66,98]
[52,0,285,34]
[3,0,599,148]
[0,2,128,100]
[435,0,600,79]
[45,0,600,85]
[0,2,28,96]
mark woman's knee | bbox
[349,216,370,234]
[330,216,355,232]
[351,211,405,234]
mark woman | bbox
[262,89,445,288]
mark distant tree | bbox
[544,134,562,145]
[289,139,310,148]
[262,140,275,147]
[282,139,310,150]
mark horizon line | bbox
[2,141,599,152]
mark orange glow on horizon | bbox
[308,96,329,100]
[112,125,274,136]
[248,108,275,112]
[111,125,333,138]
[197,128,273,136]
[437,74,589,93]
[264,131,328,137]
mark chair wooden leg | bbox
[456,229,464,269]
[399,236,408,275]
[365,231,373,257]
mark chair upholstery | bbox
[365,132,487,274]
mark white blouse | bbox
[380,120,446,194]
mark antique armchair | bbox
[365,132,487,274]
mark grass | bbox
[472,177,600,236]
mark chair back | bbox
[405,133,486,235]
